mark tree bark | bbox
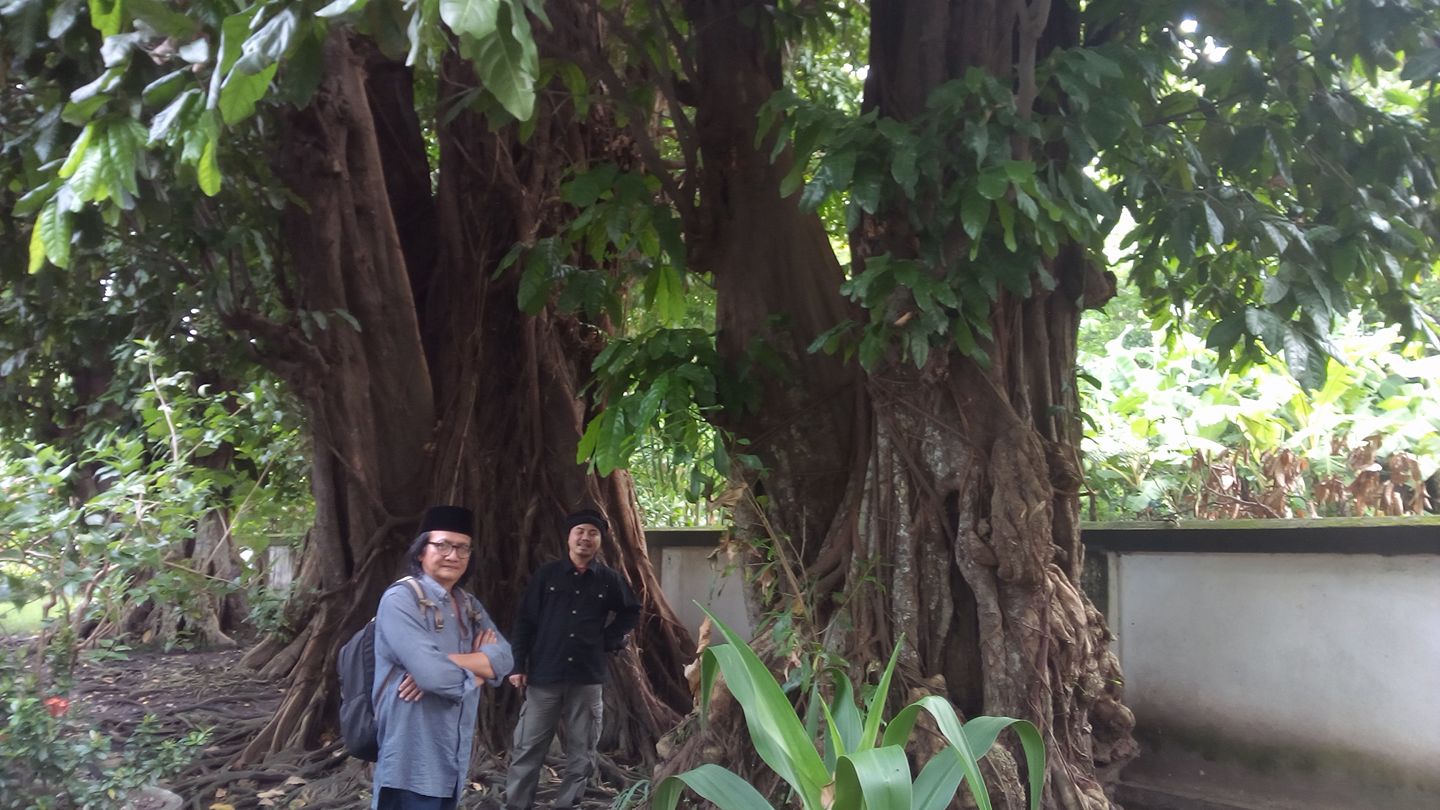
[115,507,248,649]
[658,2,1137,807]
[234,26,691,764]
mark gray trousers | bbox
[505,683,603,810]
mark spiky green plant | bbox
[655,607,1045,810]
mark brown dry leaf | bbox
[209,805,236,810]
[283,776,307,786]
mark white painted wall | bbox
[656,545,752,642]
[1110,551,1440,774]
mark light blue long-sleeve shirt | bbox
[371,574,513,806]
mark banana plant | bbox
[654,607,1045,810]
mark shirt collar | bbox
[416,573,455,599]
[565,559,595,576]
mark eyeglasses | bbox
[427,541,473,558]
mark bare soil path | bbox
[70,648,642,809]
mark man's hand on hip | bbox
[508,673,527,690]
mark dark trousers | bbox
[376,787,457,810]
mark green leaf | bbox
[858,330,886,370]
[219,63,279,125]
[279,27,326,107]
[87,0,123,37]
[315,0,370,18]
[62,93,110,126]
[441,0,500,39]
[58,122,97,179]
[127,0,198,38]
[857,633,903,752]
[653,264,684,325]
[883,699,1044,810]
[575,416,604,464]
[953,316,980,357]
[209,7,262,106]
[197,134,221,196]
[958,716,1046,810]
[1001,160,1035,183]
[852,165,882,214]
[826,669,862,758]
[711,440,730,477]
[562,163,618,207]
[913,747,967,810]
[961,189,989,241]
[142,69,191,107]
[14,181,60,217]
[892,146,918,196]
[67,134,110,201]
[833,747,913,810]
[696,608,830,809]
[977,168,1009,201]
[653,765,773,810]
[28,214,49,273]
[1202,201,1225,246]
[556,59,590,115]
[1244,307,1287,352]
[48,0,83,38]
[799,174,829,213]
[105,120,141,196]
[36,200,72,270]
[458,2,537,122]
[233,8,298,75]
[965,124,990,166]
[179,38,210,64]
[1400,46,1440,82]
[996,197,1017,252]
[149,88,200,144]
[518,247,553,313]
[1282,329,1325,390]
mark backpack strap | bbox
[465,592,486,630]
[398,576,444,632]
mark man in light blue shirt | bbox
[372,505,513,810]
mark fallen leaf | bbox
[283,775,307,786]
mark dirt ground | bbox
[62,648,643,810]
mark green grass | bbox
[0,600,48,635]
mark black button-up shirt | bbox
[510,559,640,686]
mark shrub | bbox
[0,658,209,809]
[655,608,1045,810]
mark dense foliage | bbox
[0,349,309,654]
[658,611,1045,810]
[1082,306,1439,520]
[5,0,1440,805]
[0,654,209,809]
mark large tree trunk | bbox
[234,27,691,764]
[660,2,1137,807]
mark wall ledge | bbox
[1082,517,1440,555]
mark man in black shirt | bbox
[504,509,639,810]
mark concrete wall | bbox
[646,529,752,641]
[647,522,1440,786]
[1092,522,1440,781]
